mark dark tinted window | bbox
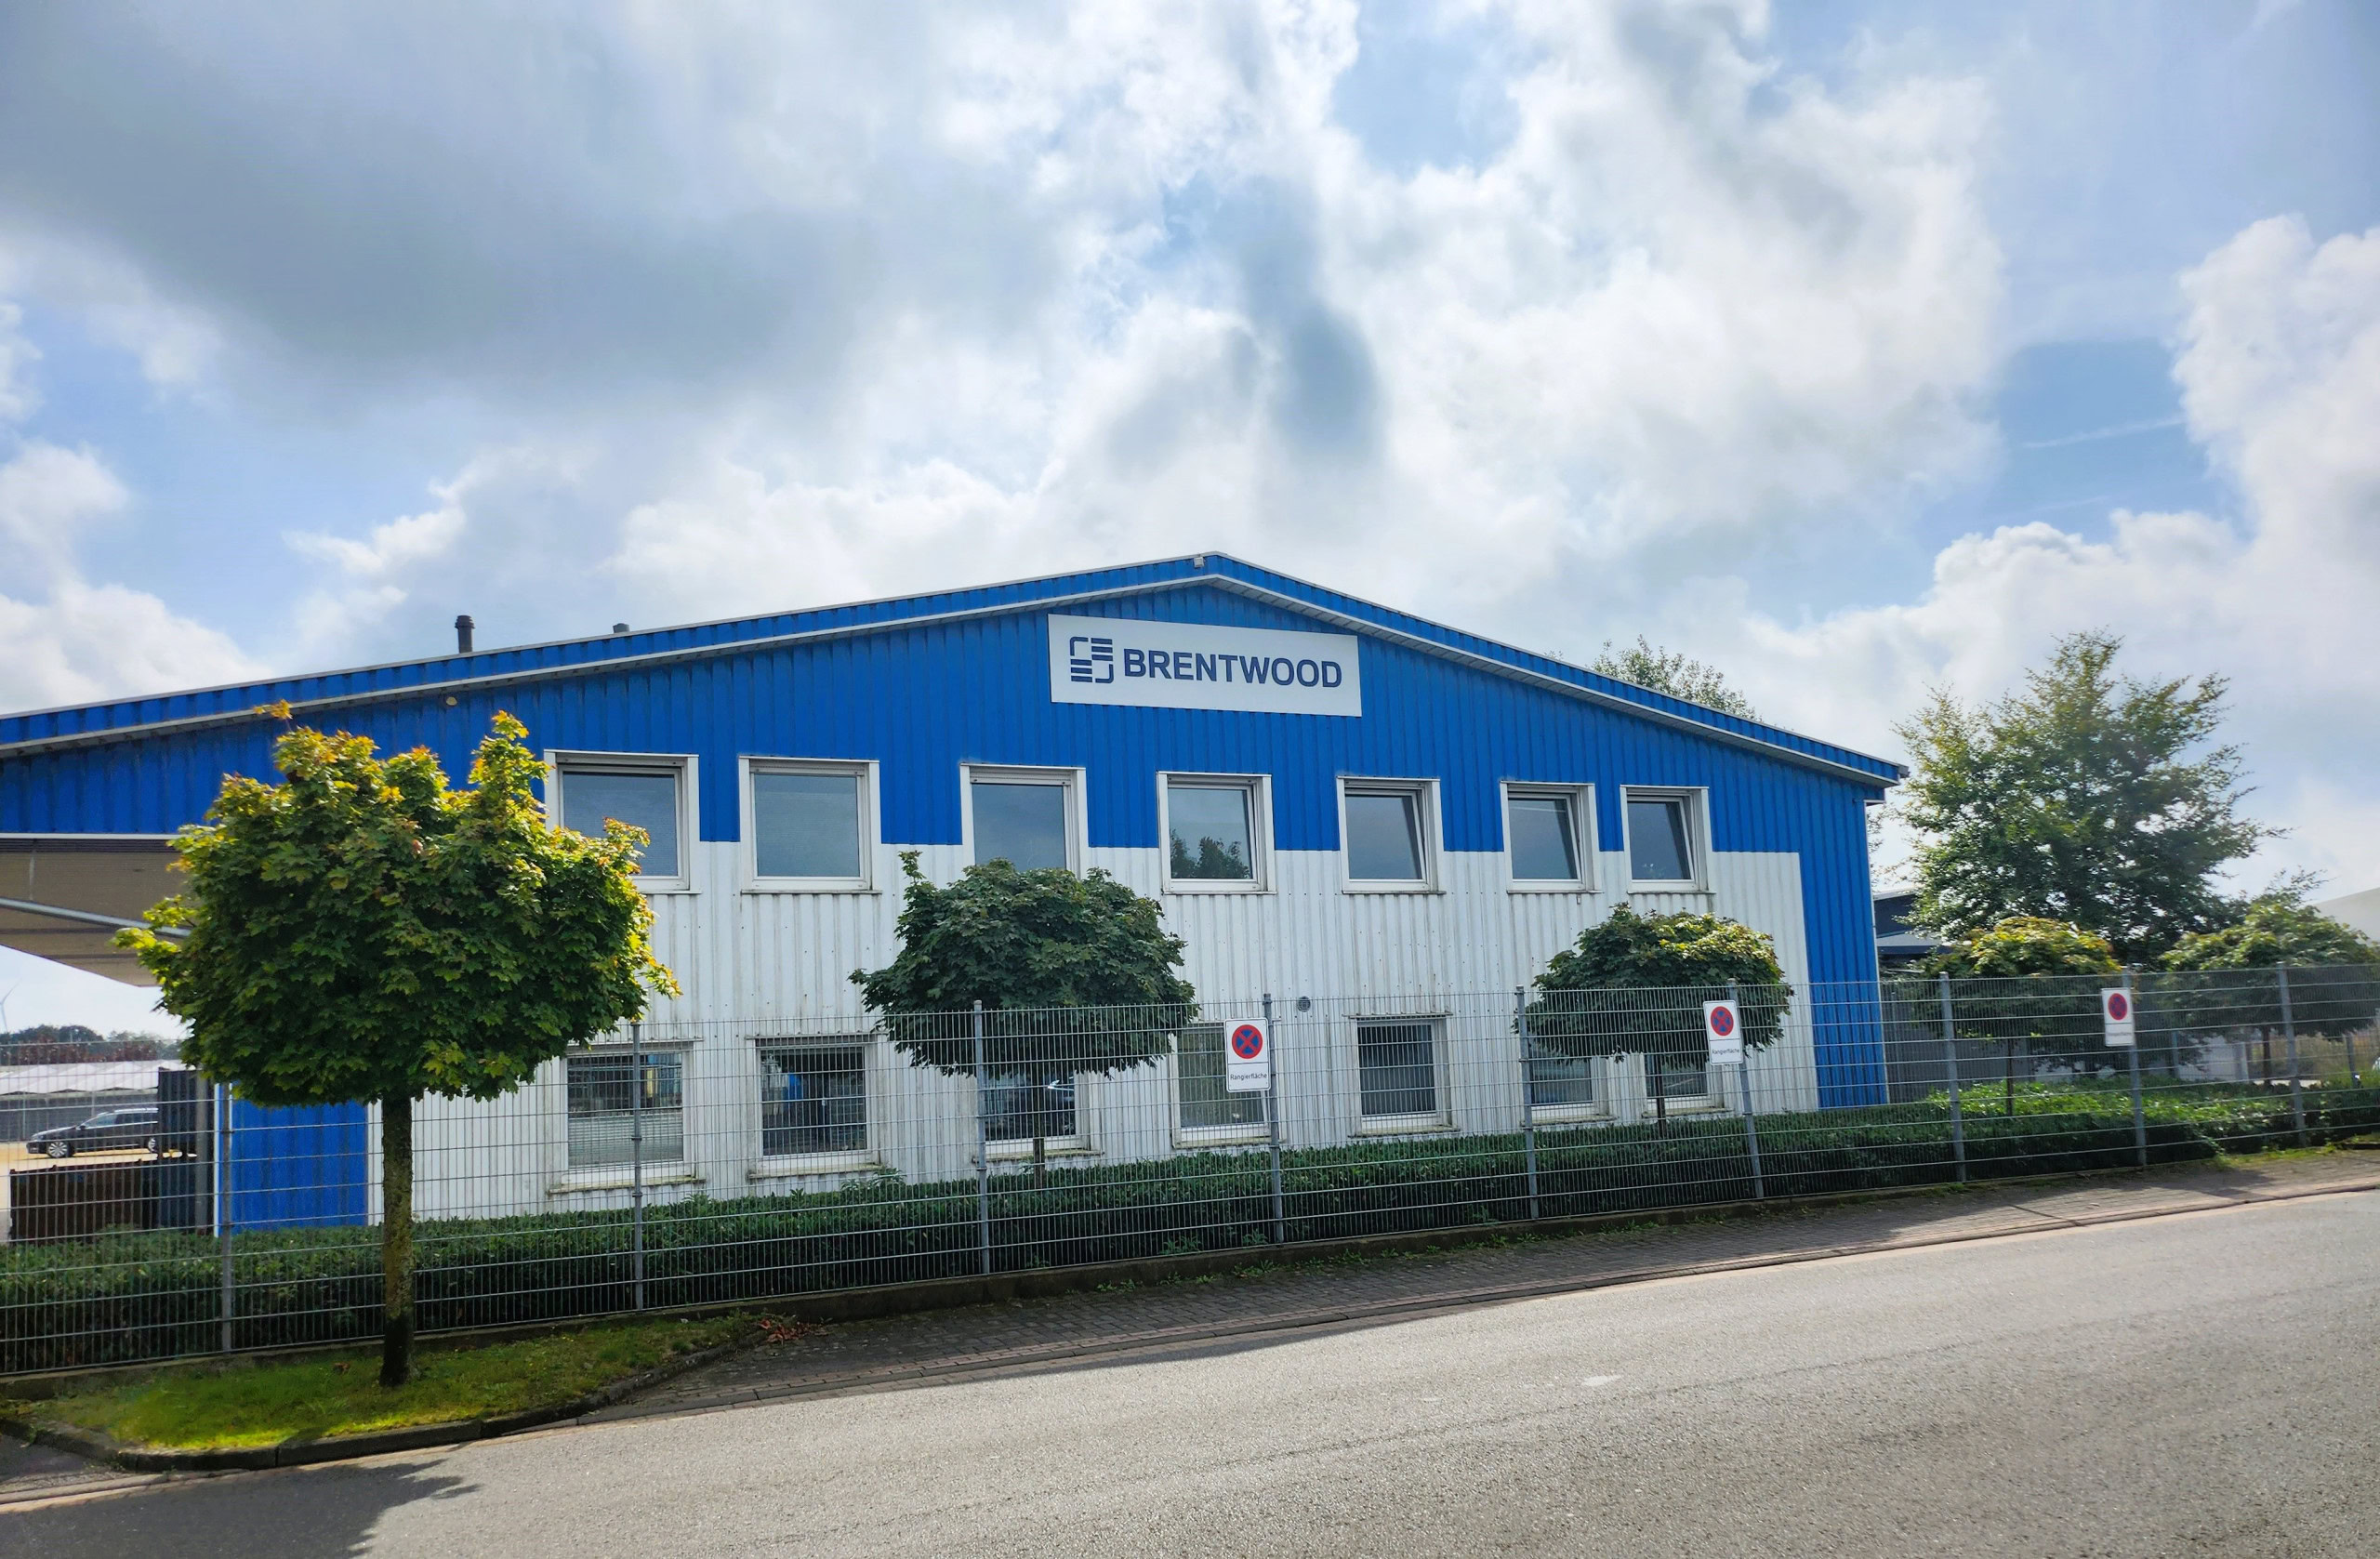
[1507,794,1580,880]
[1357,1022,1438,1118]
[562,770,681,878]
[754,771,863,879]
[972,781,1069,871]
[1345,791,1423,881]
[1626,797,1693,881]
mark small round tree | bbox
[1919,917,2120,1110]
[1524,907,1790,1126]
[853,855,1196,1182]
[119,711,676,1385]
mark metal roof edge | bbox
[0,552,1903,785]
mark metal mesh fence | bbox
[4,965,2374,1375]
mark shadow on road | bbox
[5,1456,473,1557]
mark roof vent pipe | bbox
[613,623,630,635]
[455,614,475,654]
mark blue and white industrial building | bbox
[0,555,1900,1222]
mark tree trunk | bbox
[1650,1058,1669,1134]
[380,1093,415,1389]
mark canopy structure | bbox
[0,837,180,987]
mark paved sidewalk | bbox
[589,1150,2379,1425]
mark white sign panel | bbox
[1702,1000,1744,1068]
[1049,614,1362,717]
[2101,987,2136,1048]
[1224,1019,1273,1092]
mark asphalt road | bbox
[13,1193,2379,1558]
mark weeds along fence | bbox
[4,967,2376,1375]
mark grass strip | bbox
[4,1313,747,1449]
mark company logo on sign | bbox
[1048,614,1362,717]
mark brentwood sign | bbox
[1047,614,1363,717]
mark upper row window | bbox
[552,755,1705,895]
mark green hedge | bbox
[6,1081,2373,1374]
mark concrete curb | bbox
[0,1330,755,1474]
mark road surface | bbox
[12,1191,2378,1557]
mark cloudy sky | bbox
[3,0,2376,1028]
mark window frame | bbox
[548,750,697,893]
[751,1037,878,1174]
[738,758,878,893]
[980,1068,1091,1158]
[1522,1048,1607,1124]
[1644,1052,1725,1115]
[1501,782,1598,894]
[1157,773,1273,895]
[1620,785,1711,893]
[559,1043,694,1182]
[961,763,1086,875]
[1352,1014,1452,1133]
[1336,777,1442,894]
[1170,1021,1272,1146]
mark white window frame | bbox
[1620,785,1711,894]
[982,1067,1091,1159]
[739,758,878,893]
[1157,773,1273,894]
[1522,1050,1608,1124]
[1501,782,1598,894]
[552,1040,704,1191]
[1643,1053,1725,1115]
[751,1036,879,1175]
[547,751,696,893]
[1169,1022,1272,1147]
[1352,1014,1452,1134]
[1337,777,1442,894]
[962,763,1086,875]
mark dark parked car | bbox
[28,1106,162,1158]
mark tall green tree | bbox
[853,855,1196,1181]
[1917,917,2122,1111]
[1589,636,1759,720]
[1897,631,2268,964]
[119,712,676,1387]
[1525,907,1789,1124]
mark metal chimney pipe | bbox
[454,614,475,654]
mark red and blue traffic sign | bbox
[1230,1023,1266,1059]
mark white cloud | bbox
[0,440,258,709]
[0,300,38,422]
[1701,215,2380,890]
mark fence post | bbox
[2277,966,2307,1147]
[1514,988,1541,1221]
[217,1080,233,1354]
[1265,995,1286,1245]
[1729,980,1763,1201]
[629,1021,646,1312]
[972,1001,991,1275]
[1937,973,1966,1183]
[2122,970,2147,1169]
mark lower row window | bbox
[565,1030,1714,1169]
[1356,1021,1440,1122]
[761,1044,869,1157]
[566,1052,685,1169]
[1177,1023,1268,1132]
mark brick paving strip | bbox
[4,1152,2371,1510]
[587,1151,2379,1426]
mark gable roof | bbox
[0,553,1902,785]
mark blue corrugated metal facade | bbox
[2,555,1897,1110]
